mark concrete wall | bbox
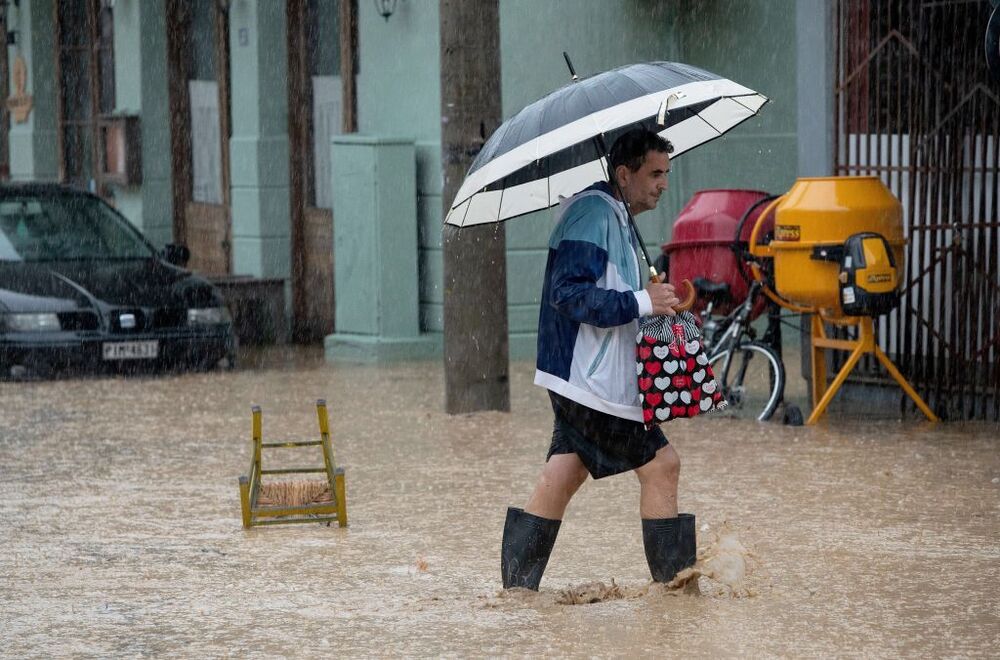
[353,2,444,352]
[796,0,835,178]
[669,0,799,204]
[672,0,801,350]
[351,0,800,359]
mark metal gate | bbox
[834,0,1000,420]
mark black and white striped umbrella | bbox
[444,61,768,228]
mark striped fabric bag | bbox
[636,312,727,429]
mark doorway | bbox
[287,0,357,341]
[166,0,232,276]
[54,0,114,193]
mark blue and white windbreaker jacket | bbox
[534,182,653,422]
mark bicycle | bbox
[694,277,801,423]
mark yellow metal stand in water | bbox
[238,400,348,528]
[808,316,938,425]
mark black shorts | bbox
[546,391,668,480]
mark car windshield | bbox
[0,194,155,262]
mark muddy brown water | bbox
[1,346,998,657]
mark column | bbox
[227,0,291,280]
[109,0,174,245]
[324,136,437,362]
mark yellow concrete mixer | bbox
[748,176,937,424]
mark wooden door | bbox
[287,0,357,341]
[54,0,114,194]
[167,0,231,276]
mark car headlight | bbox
[3,312,62,332]
[187,307,232,325]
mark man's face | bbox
[617,150,670,214]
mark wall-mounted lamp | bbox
[373,0,398,22]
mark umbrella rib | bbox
[694,108,723,136]
[617,66,653,98]
[497,179,506,222]
[459,196,472,228]
[546,148,552,207]
[729,95,759,114]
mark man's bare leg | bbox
[634,444,680,519]
[502,454,586,589]
[523,453,589,520]
[635,444,695,582]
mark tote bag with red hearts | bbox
[636,312,727,429]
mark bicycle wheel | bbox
[708,341,784,421]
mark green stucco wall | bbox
[354,2,443,346]
[669,1,799,207]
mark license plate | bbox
[102,340,159,360]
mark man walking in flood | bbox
[501,128,696,590]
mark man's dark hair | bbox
[608,128,674,178]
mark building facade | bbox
[3,0,802,352]
[7,0,996,418]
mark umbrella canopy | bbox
[445,61,768,228]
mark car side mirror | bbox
[162,243,191,267]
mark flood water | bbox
[1,346,998,657]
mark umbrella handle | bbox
[674,279,696,312]
[648,274,695,313]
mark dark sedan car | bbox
[0,184,236,379]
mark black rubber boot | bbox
[501,507,561,590]
[642,513,697,583]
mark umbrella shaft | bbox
[590,134,657,280]
[562,53,654,278]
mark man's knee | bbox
[638,445,680,485]
[541,455,589,495]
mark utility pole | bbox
[0,5,9,180]
[440,0,510,414]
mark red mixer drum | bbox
[660,189,775,318]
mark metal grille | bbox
[834,0,1000,420]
